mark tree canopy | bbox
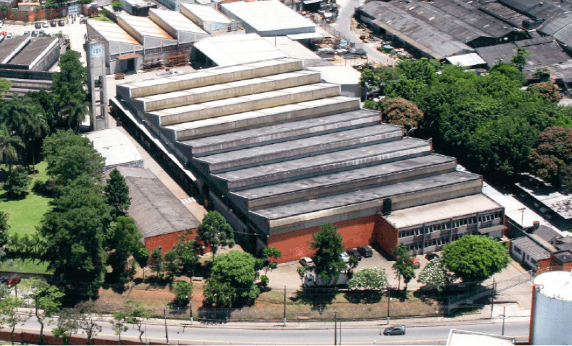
[309,223,346,283]
[203,250,260,308]
[391,245,416,291]
[378,97,424,133]
[195,211,234,262]
[348,268,388,290]
[529,126,572,190]
[417,258,455,291]
[442,235,509,282]
[105,169,131,219]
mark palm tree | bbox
[61,93,89,133]
[0,126,24,171]
[18,104,48,168]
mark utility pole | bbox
[189,294,193,325]
[339,320,342,345]
[283,285,287,326]
[502,306,506,335]
[334,311,338,345]
[164,307,169,344]
[490,279,496,319]
[386,287,391,325]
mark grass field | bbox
[0,162,51,273]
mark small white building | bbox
[180,3,233,35]
[309,66,361,98]
[84,128,143,171]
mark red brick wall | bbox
[3,8,67,22]
[144,229,195,255]
[268,215,382,263]
[375,217,399,254]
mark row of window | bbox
[404,234,469,251]
[398,212,503,238]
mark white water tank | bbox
[531,271,572,345]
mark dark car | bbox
[50,20,56,27]
[34,22,41,29]
[426,253,440,261]
[347,248,362,261]
[0,274,21,287]
[358,245,373,258]
[384,325,406,336]
[58,20,65,26]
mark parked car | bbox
[384,325,406,335]
[299,257,315,268]
[23,30,30,35]
[39,30,46,36]
[31,30,38,37]
[6,32,13,39]
[0,20,3,28]
[425,253,440,261]
[411,258,421,268]
[339,251,350,263]
[42,21,49,28]
[50,20,56,27]
[358,245,373,257]
[0,274,21,287]
[347,248,362,261]
[35,22,42,29]
[58,20,65,26]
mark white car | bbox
[6,32,13,39]
[339,251,350,263]
[0,20,3,28]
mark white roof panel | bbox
[119,14,175,39]
[309,66,361,85]
[221,0,316,33]
[84,129,142,168]
[194,33,288,66]
[262,36,321,60]
[87,20,140,45]
[181,3,231,24]
[150,9,208,35]
[446,53,486,67]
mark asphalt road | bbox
[16,317,530,345]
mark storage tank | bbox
[530,271,572,345]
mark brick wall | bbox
[268,215,385,263]
[2,7,67,22]
[374,216,398,255]
[144,229,195,255]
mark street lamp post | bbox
[189,294,193,325]
[519,207,525,232]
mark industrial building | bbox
[112,166,200,254]
[0,36,61,97]
[119,0,156,16]
[112,57,505,261]
[220,0,317,37]
[180,3,234,35]
[86,9,209,73]
[84,128,143,171]
[530,271,572,345]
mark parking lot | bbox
[1,16,88,67]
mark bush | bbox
[363,100,377,110]
[3,166,31,199]
[32,178,56,197]
[260,275,269,288]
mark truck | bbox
[303,271,349,288]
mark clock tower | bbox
[86,39,108,131]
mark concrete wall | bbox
[267,214,379,263]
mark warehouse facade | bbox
[112,58,504,262]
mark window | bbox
[514,247,522,254]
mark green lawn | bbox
[0,162,51,273]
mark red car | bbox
[411,258,421,268]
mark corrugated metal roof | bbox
[150,8,208,36]
[262,36,321,60]
[87,19,140,45]
[115,166,200,238]
[118,14,175,39]
[84,128,142,168]
[360,1,473,59]
[194,33,288,66]
[446,53,486,67]
[512,236,551,261]
[181,3,231,24]
[221,0,316,33]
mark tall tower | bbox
[86,39,108,131]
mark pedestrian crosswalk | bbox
[180,197,196,205]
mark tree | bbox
[529,126,572,190]
[105,169,131,219]
[39,175,110,300]
[392,245,416,291]
[0,125,24,171]
[417,258,455,291]
[0,78,10,98]
[511,47,530,71]
[195,211,235,262]
[262,247,281,274]
[33,284,64,344]
[110,310,129,345]
[378,97,424,133]
[134,247,149,277]
[3,166,31,199]
[348,268,388,290]
[528,82,562,102]
[43,130,105,186]
[106,216,144,284]
[164,250,181,279]
[0,211,9,247]
[309,223,346,284]
[52,308,78,345]
[0,296,27,345]
[51,50,88,132]
[442,235,510,282]
[123,300,150,343]
[171,281,193,308]
[111,1,123,10]
[172,239,198,277]
[149,248,164,278]
[203,250,260,308]
[74,301,102,345]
